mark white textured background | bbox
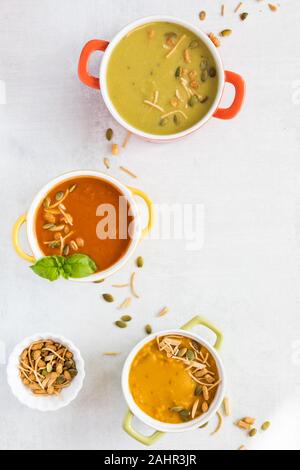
[0,0,300,450]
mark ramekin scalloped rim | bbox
[7,333,85,411]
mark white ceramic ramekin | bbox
[121,316,226,445]
[7,333,85,411]
[12,170,155,282]
[78,16,245,142]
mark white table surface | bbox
[0,0,300,450]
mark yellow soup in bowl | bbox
[107,22,218,135]
[129,335,220,424]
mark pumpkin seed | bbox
[200,59,208,71]
[55,191,64,201]
[49,224,65,232]
[93,279,105,283]
[106,128,113,141]
[240,12,248,21]
[189,40,199,49]
[145,324,152,335]
[69,184,77,193]
[165,32,177,40]
[136,256,144,268]
[170,406,184,413]
[249,428,257,437]
[43,223,55,230]
[199,422,209,429]
[209,67,217,78]
[121,315,132,322]
[179,409,190,421]
[49,241,60,249]
[186,349,195,361]
[42,369,48,377]
[173,114,180,126]
[63,244,70,256]
[115,320,127,328]
[261,421,271,431]
[159,117,168,126]
[201,70,208,82]
[220,29,232,37]
[64,360,73,369]
[191,340,200,351]
[68,368,78,378]
[56,375,65,385]
[178,347,187,357]
[199,95,208,104]
[195,385,202,396]
[175,66,181,78]
[43,197,51,208]
[188,95,199,107]
[103,293,114,303]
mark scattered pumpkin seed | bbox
[199,95,208,104]
[170,406,184,413]
[249,428,257,437]
[195,385,202,396]
[159,117,168,126]
[209,67,217,78]
[42,369,48,377]
[201,70,208,82]
[179,409,191,421]
[136,256,144,268]
[43,197,51,209]
[199,11,206,21]
[121,315,132,322]
[56,375,65,385]
[220,29,232,37]
[186,349,195,361]
[199,422,209,429]
[106,128,113,141]
[94,279,105,283]
[191,340,200,351]
[189,40,199,49]
[240,12,248,21]
[103,293,114,303]
[64,360,73,369]
[173,114,180,126]
[188,95,198,107]
[175,66,181,78]
[261,421,271,431]
[55,191,64,201]
[69,184,77,193]
[115,320,127,328]
[145,324,152,335]
[68,368,78,378]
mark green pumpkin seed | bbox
[189,40,199,49]
[173,114,180,126]
[199,421,209,429]
[195,385,202,396]
[209,67,217,78]
[49,241,60,249]
[261,421,270,431]
[43,197,51,209]
[55,191,64,201]
[159,117,168,126]
[56,375,65,385]
[200,59,208,71]
[199,95,208,104]
[145,324,152,335]
[115,320,127,328]
[43,223,55,230]
[192,340,200,351]
[121,315,132,322]
[64,360,73,369]
[68,368,78,378]
[179,409,190,421]
[103,293,114,302]
[69,184,77,193]
[186,349,195,361]
[249,428,257,437]
[106,128,113,141]
[136,256,144,268]
[63,244,70,256]
[220,29,232,37]
[175,66,181,78]
[188,95,199,107]
[41,369,48,377]
[170,406,184,413]
[93,278,105,283]
[240,12,248,21]
[201,70,208,82]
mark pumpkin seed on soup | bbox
[175,66,181,78]
[209,67,217,78]
[173,114,180,126]
[201,70,208,82]
[55,191,64,201]
[195,385,202,396]
[159,117,168,126]
[189,40,199,49]
[188,95,198,107]
[43,197,51,208]
[170,406,184,413]
[186,349,195,361]
[179,409,190,421]
[200,59,208,71]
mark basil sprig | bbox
[30,254,97,281]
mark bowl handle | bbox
[213,71,245,120]
[78,39,109,89]
[123,409,164,446]
[128,187,155,239]
[12,214,35,263]
[181,315,223,351]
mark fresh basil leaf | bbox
[30,256,60,281]
[63,253,97,278]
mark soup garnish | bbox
[107,22,218,135]
[129,335,221,423]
